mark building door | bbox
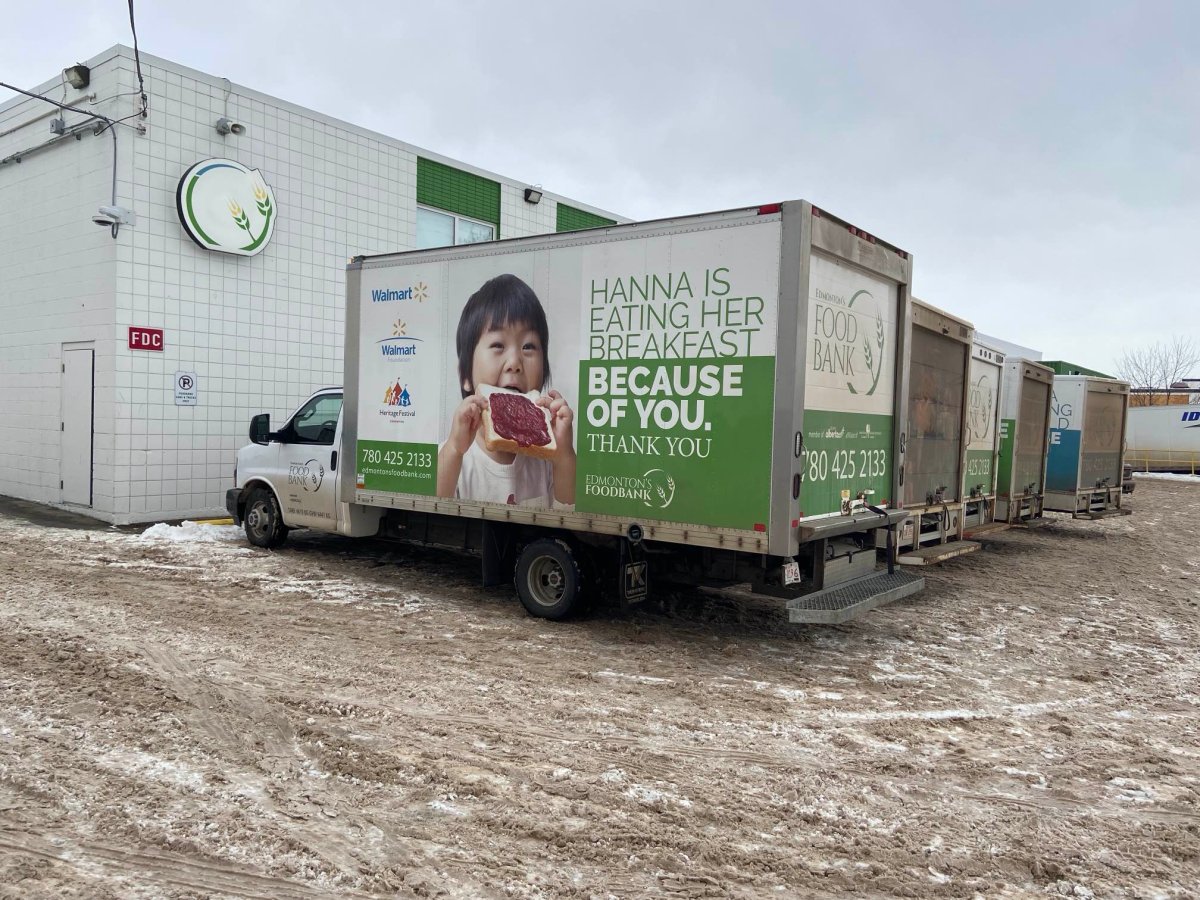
[61,346,95,506]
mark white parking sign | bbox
[174,371,198,406]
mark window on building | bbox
[416,206,496,249]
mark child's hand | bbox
[446,395,487,457]
[539,390,574,455]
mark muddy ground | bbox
[0,480,1196,898]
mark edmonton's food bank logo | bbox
[811,287,886,397]
[176,159,276,256]
[968,374,994,442]
[848,290,885,396]
[583,469,676,509]
[289,459,325,492]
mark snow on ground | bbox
[0,481,1196,898]
[1133,471,1200,483]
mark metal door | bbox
[905,328,966,505]
[61,347,95,506]
[1081,389,1124,487]
[1014,378,1050,494]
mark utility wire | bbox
[127,0,149,117]
[0,80,121,235]
[0,81,123,130]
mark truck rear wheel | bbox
[515,538,583,620]
[244,487,289,549]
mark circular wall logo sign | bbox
[176,159,277,256]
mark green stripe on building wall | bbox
[417,158,501,234]
[556,204,616,233]
[1040,360,1115,378]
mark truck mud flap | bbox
[786,570,924,625]
[481,520,516,588]
[619,539,648,609]
[896,540,980,566]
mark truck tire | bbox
[515,538,583,620]
[244,486,289,549]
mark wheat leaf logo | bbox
[847,291,886,397]
[253,182,272,218]
[228,199,251,234]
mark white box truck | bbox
[226,201,924,623]
[1125,405,1200,474]
[994,358,1054,523]
[892,299,979,564]
[961,341,1006,536]
[1044,375,1132,518]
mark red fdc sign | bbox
[129,326,164,351]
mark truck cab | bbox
[226,388,380,546]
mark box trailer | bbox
[994,358,1054,523]
[1044,376,1132,518]
[891,299,979,564]
[227,201,924,624]
[961,341,1006,536]
[1125,405,1200,474]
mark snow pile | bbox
[1132,471,1200,483]
[138,521,245,543]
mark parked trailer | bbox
[994,358,1054,524]
[1125,405,1200,474]
[1044,376,1132,518]
[891,299,978,565]
[227,201,924,624]
[961,341,1006,537]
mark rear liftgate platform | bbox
[784,509,925,624]
[896,540,980,566]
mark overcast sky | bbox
[4,0,1196,378]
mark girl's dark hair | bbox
[456,274,551,397]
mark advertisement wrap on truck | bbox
[353,219,781,530]
[1043,375,1132,518]
[961,341,1005,535]
[1125,405,1200,473]
[798,254,898,519]
[229,201,924,624]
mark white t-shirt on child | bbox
[456,440,555,507]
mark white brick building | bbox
[0,45,623,524]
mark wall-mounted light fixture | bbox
[92,205,135,238]
[523,186,543,205]
[64,64,90,90]
[215,116,246,136]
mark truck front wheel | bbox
[244,487,289,549]
[515,538,583,620]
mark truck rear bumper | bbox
[786,569,924,624]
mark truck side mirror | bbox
[250,413,271,445]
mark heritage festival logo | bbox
[176,159,277,256]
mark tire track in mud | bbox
[0,482,1198,897]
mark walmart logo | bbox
[371,282,428,303]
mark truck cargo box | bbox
[1044,375,1132,518]
[995,358,1054,524]
[339,201,924,621]
[962,341,1006,536]
[1125,405,1200,474]
[892,299,978,564]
